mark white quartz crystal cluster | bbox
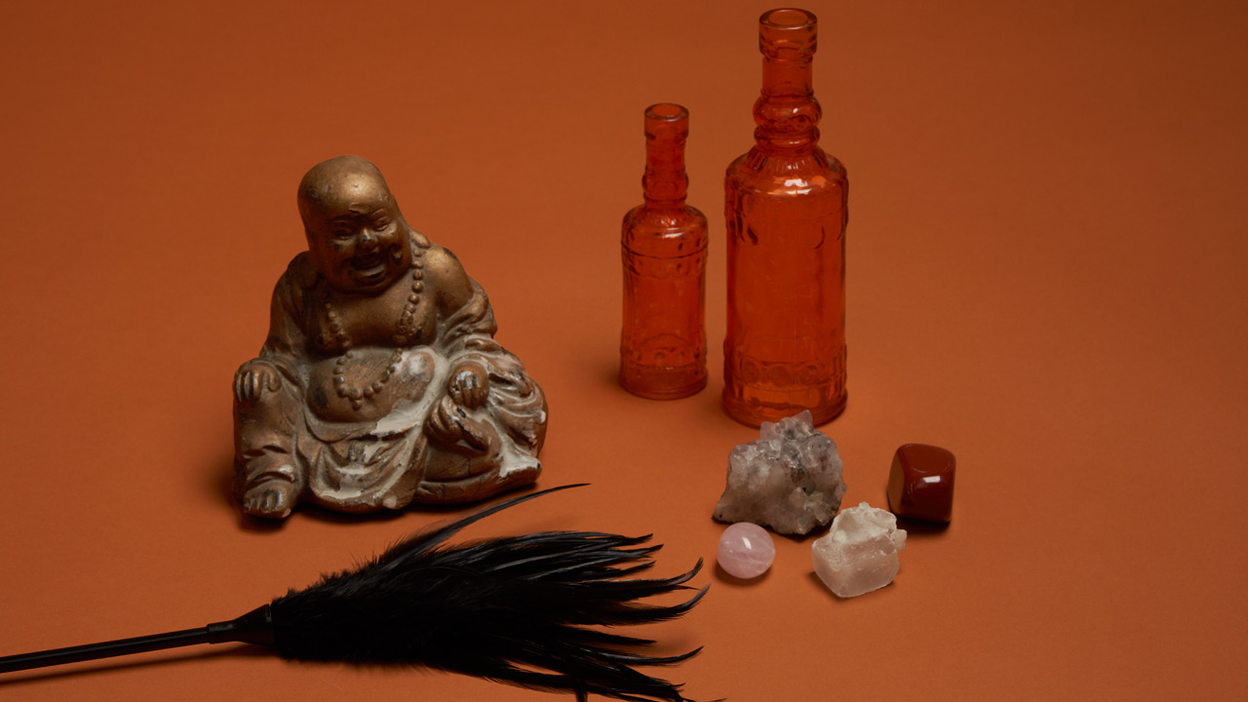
[812,502,907,598]
[712,411,847,535]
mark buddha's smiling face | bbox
[299,157,413,295]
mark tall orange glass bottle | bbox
[723,8,848,426]
[620,103,708,399]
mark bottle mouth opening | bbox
[645,103,689,122]
[760,8,816,31]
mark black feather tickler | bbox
[0,484,708,702]
[270,484,706,701]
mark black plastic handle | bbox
[0,605,273,674]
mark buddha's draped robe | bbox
[234,238,547,511]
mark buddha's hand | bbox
[234,359,282,403]
[447,361,489,409]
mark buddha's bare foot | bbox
[427,395,494,454]
[242,480,296,519]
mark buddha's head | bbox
[298,156,414,294]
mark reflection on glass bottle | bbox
[620,103,708,399]
[723,8,848,427]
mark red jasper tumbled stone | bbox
[887,443,955,523]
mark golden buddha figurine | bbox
[232,156,548,519]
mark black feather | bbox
[269,485,707,702]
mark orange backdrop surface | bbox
[1,1,1245,700]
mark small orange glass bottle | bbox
[620,103,708,399]
[723,8,849,426]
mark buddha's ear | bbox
[408,227,431,250]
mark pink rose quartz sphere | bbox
[717,522,776,579]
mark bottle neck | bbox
[753,54,821,152]
[762,52,814,99]
[642,104,690,208]
[753,8,821,152]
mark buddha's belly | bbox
[307,347,442,425]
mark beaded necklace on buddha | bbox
[324,236,425,411]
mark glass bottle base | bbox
[721,390,846,428]
[619,363,707,400]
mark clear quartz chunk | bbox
[811,502,907,598]
[712,410,847,535]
